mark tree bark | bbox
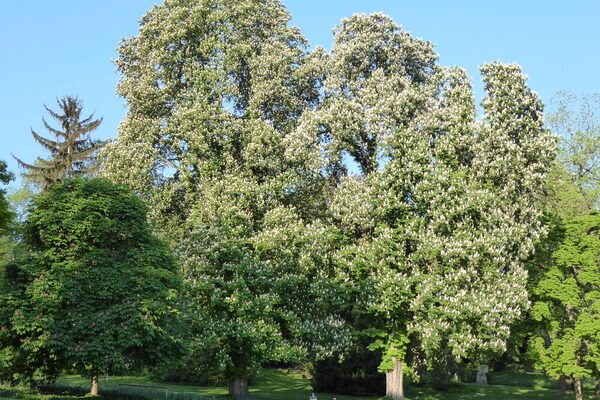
[90,375,99,396]
[595,377,600,396]
[229,378,249,397]
[385,357,403,400]
[573,377,583,400]
[559,376,568,395]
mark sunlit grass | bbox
[1,369,597,400]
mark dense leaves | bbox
[311,14,555,399]
[0,179,183,391]
[100,0,346,395]
[98,2,557,398]
[0,160,14,236]
[529,213,600,400]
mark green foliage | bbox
[0,178,183,385]
[178,202,350,382]
[101,0,349,391]
[100,2,557,396]
[14,96,103,190]
[529,213,600,382]
[317,13,555,385]
[0,185,35,287]
[547,92,600,211]
[0,160,15,236]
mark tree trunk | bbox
[90,375,99,396]
[573,377,583,400]
[229,378,249,397]
[595,377,600,396]
[559,376,568,395]
[385,357,403,400]
[476,365,488,384]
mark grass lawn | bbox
[1,369,597,400]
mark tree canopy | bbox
[99,2,556,399]
[100,1,345,395]
[0,178,183,394]
[302,13,555,399]
[530,213,600,400]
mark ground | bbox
[0,369,596,400]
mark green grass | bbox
[0,369,597,400]
[489,371,596,391]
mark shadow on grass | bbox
[6,369,596,400]
[406,383,590,400]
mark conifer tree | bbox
[14,96,103,190]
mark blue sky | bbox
[1,0,599,188]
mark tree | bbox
[0,159,16,301]
[14,96,103,190]
[518,91,600,398]
[0,160,15,236]
[0,178,183,394]
[529,213,600,400]
[0,185,34,276]
[100,0,347,396]
[101,3,555,397]
[545,92,600,216]
[309,14,555,399]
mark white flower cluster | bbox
[318,16,555,370]
[99,1,556,379]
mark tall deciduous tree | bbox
[545,92,600,217]
[520,92,600,398]
[310,14,555,399]
[529,213,600,400]
[101,3,555,397]
[100,0,347,396]
[14,96,103,190]
[0,179,183,394]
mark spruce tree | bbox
[14,96,103,190]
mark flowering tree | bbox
[101,2,555,397]
[0,179,182,394]
[100,0,347,395]
[307,14,556,399]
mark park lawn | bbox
[1,369,595,400]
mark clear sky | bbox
[1,0,599,189]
